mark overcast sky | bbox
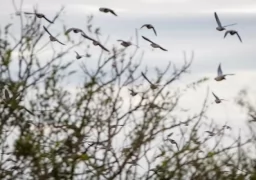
[1,0,256,157]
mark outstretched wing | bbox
[140,24,148,29]
[141,36,154,44]
[236,32,242,43]
[212,92,219,100]
[65,28,75,35]
[43,26,52,36]
[22,106,35,116]
[24,12,35,15]
[55,38,65,45]
[141,72,153,85]
[224,30,230,38]
[152,26,157,36]
[98,42,110,52]
[43,16,53,23]
[223,23,237,28]
[81,33,96,42]
[159,45,168,51]
[109,9,117,16]
[217,63,223,76]
[214,12,222,27]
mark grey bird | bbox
[141,24,157,36]
[128,89,138,96]
[214,63,234,81]
[117,40,132,47]
[43,26,65,45]
[141,72,158,90]
[74,51,84,59]
[212,92,225,104]
[214,12,237,31]
[99,8,117,16]
[168,139,179,150]
[65,28,85,35]
[224,30,242,43]
[142,36,167,51]
[24,12,53,23]
[205,131,215,136]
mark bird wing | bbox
[152,26,157,36]
[236,32,242,43]
[141,72,153,85]
[81,34,95,42]
[159,46,168,51]
[22,106,34,116]
[217,63,223,76]
[117,40,124,42]
[212,92,219,100]
[214,12,222,27]
[140,24,148,29]
[55,38,65,45]
[141,36,154,44]
[43,16,53,23]
[224,30,230,38]
[109,9,117,16]
[98,42,110,52]
[75,51,79,56]
[24,12,35,15]
[65,28,75,34]
[43,26,52,36]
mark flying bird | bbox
[214,12,237,31]
[43,26,65,45]
[212,92,225,104]
[117,40,133,47]
[141,72,159,90]
[24,12,53,23]
[168,139,179,150]
[99,8,117,16]
[224,30,242,43]
[205,131,215,136]
[128,89,138,96]
[141,36,167,51]
[74,51,84,59]
[141,24,157,36]
[214,63,234,81]
[65,28,85,35]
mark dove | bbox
[214,63,234,81]
[117,40,132,47]
[212,92,225,104]
[141,36,167,51]
[74,51,84,59]
[99,8,117,16]
[24,12,53,23]
[141,72,159,90]
[224,30,242,43]
[168,139,179,150]
[214,12,237,31]
[43,26,65,45]
[65,28,85,35]
[205,131,215,136]
[128,89,138,96]
[141,24,157,36]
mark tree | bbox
[0,2,253,180]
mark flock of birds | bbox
[2,9,241,125]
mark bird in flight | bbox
[65,28,85,35]
[141,24,157,36]
[99,8,117,16]
[141,36,167,51]
[128,89,138,96]
[141,72,159,90]
[24,12,53,23]
[74,51,85,59]
[214,63,234,81]
[117,40,138,48]
[214,12,237,31]
[43,26,65,45]
[205,131,215,136]
[224,30,242,43]
[212,92,225,104]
